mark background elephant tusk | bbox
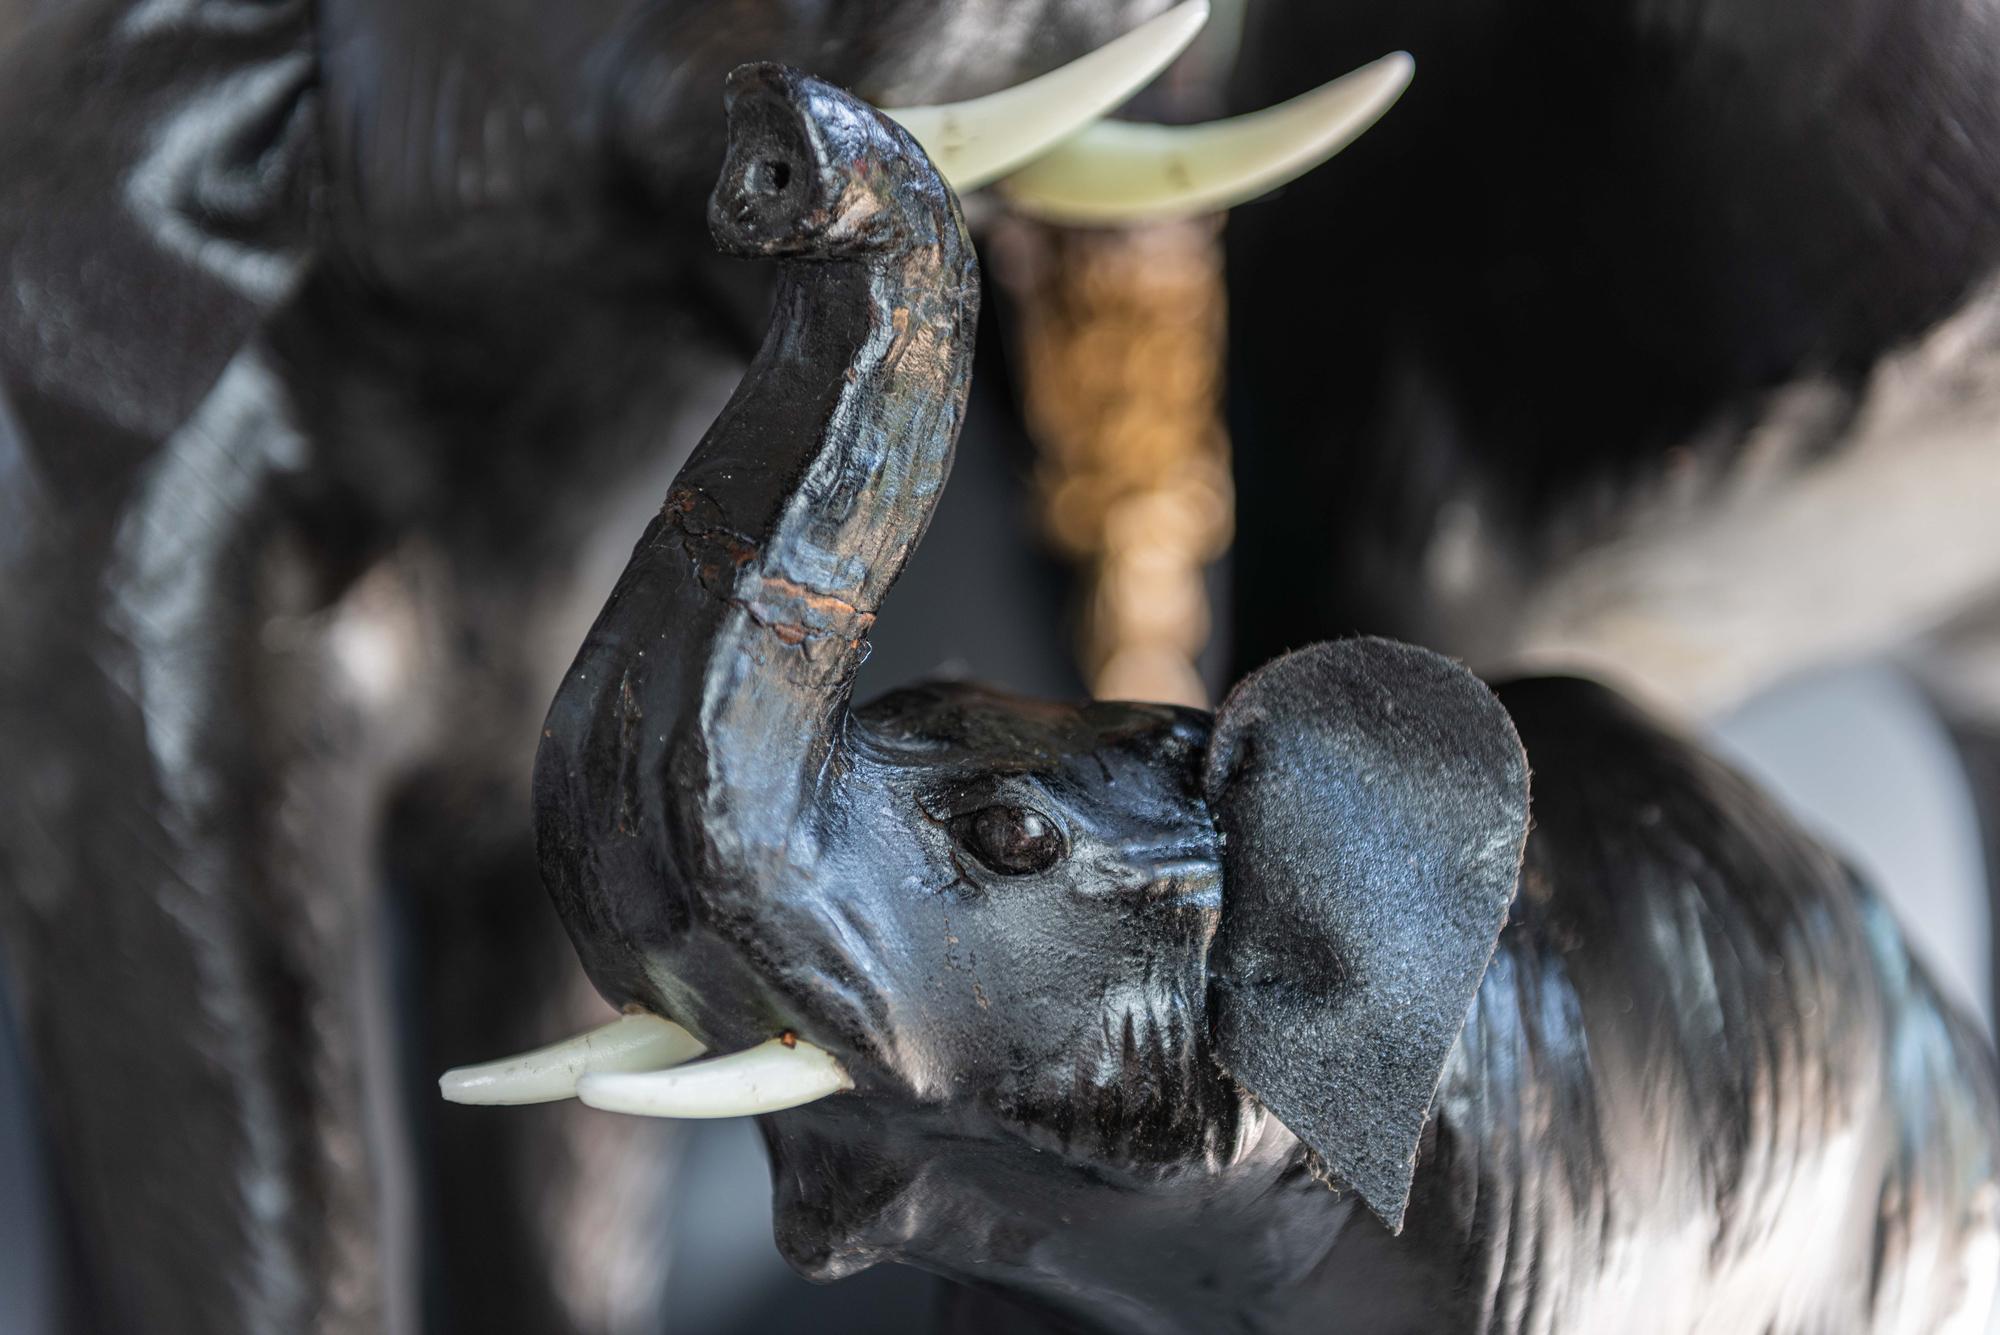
[575,1037,853,1118]
[438,1013,707,1106]
[997,51,1415,225]
[883,0,1210,193]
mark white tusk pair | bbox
[439,1014,852,1118]
[881,2,1414,225]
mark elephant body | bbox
[1409,678,1999,1334]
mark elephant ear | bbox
[1204,638,1529,1232]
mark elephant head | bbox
[445,64,1530,1314]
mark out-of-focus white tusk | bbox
[997,51,1415,225]
[575,1037,852,1118]
[884,0,1210,193]
[439,1013,707,1106]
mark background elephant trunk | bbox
[533,66,980,1016]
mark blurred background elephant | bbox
[0,1,1180,1330]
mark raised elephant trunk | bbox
[533,63,978,1025]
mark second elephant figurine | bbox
[447,63,2000,1335]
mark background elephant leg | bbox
[0,354,425,1333]
[0,593,409,1333]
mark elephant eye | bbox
[955,805,1066,876]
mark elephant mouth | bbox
[443,912,893,1119]
[439,1008,858,1118]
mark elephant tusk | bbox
[575,1036,853,1118]
[439,1013,707,1106]
[996,51,1415,225]
[883,0,1210,193]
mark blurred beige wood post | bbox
[995,215,1234,708]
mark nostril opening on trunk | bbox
[748,158,792,194]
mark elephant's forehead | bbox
[855,681,1210,760]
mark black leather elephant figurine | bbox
[449,65,2000,1335]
